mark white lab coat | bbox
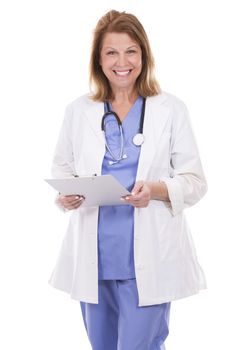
[49,91,207,306]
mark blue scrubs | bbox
[80,279,170,350]
[80,97,171,349]
[98,96,143,279]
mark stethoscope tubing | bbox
[101,97,146,164]
[101,98,146,134]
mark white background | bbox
[0,0,232,349]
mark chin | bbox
[110,77,137,90]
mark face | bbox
[99,32,142,94]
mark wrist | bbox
[146,181,169,202]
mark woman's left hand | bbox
[121,181,151,208]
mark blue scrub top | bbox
[98,96,143,280]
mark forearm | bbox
[146,181,170,202]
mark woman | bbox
[49,10,207,350]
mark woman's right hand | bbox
[57,194,85,210]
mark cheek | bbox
[100,59,111,76]
[133,62,142,77]
[101,57,114,71]
[131,56,142,70]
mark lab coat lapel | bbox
[84,101,105,144]
[82,101,105,173]
[136,94,170,179]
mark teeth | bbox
[114,70,131,76]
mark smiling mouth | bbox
[113,69,132,76]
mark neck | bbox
[111,87,138,105]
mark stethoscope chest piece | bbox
[133,133,145,146]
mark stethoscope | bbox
[101,97,146,165]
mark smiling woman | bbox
[89,10,161,102]
[49,9,207,350]
[99,32,142,98]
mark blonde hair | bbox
[89,10,161,101]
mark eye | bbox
[127,49,136,54]
[106,51,116,56]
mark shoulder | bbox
[147,92,192,133]
[65,93,98,112]
[62,93,100,125]
[147,91,188,112]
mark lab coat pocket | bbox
[154,204,182,262]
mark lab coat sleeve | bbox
[160,103,207,216]
[51,104,75,179]
[51,104,75,212]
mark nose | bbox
[116,53,128,67]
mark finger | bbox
[68,197,83,206]
[62,195,83,205]
[133,201,149,208]
[121,194,132,201]
[65,195,81,203]
[125,193,144,202]
[73,197,85,209]
[58,195,77,205]
[131,181,144,195]
[72,202,83,209]
[63,197,84,209]
[65,200,84,210]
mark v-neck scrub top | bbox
[98,96,143,280]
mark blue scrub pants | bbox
[80,279,170,350]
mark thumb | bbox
[131,181,144,195]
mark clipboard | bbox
[45,174,131,207]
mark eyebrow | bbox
[104,45,139,51]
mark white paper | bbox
[45,174,131,207]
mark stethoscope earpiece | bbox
[108,154,127,166]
